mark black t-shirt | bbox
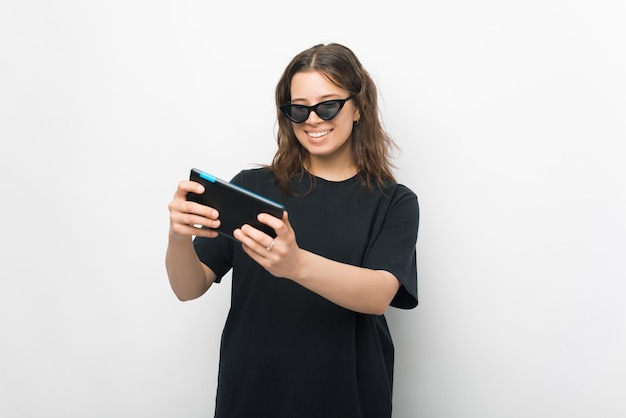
[193,168,419,418]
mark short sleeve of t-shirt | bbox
[363,184,419,309]
[193,233,234,283]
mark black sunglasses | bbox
[279,96,353,123]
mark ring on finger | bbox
[266,240,275,252]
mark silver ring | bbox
[266,240,275,252]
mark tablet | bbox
[186,168,285,240]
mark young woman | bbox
[166,43,419,418]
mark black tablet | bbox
[186,168,285,240]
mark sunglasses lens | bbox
[316,101,341,120]
[288,105,310,123]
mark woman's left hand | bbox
[233,211,302,279]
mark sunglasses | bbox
[279,96,353,123]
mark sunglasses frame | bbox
[280,96,354,123]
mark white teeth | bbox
[308,130,329,138]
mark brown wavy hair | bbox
[271,43,398,195]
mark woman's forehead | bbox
[290,71,347,102]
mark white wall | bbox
[1,1,624,417]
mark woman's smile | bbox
[307,129,331,139]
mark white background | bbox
[1,1,625,417]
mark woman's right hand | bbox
[168,180,221,240]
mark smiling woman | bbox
[165,43,419,418]
[273,43,398,190]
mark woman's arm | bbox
[165,180,220,301]
[286,250,400,315]
[165,232,216,301]
[234,212,401,315]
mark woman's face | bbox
[288,71,360,172]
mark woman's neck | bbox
[305,157,357,182]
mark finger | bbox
[184,200,220,220]
[169,197,219,223]
[169,204,220,229]
[176,180,205,197]
[257,210,289,235]
[170,220,219,239]
[187,212,221,230]
[235,226,274,256]
[238,223,270,245]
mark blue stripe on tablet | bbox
[199,172,217,183]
